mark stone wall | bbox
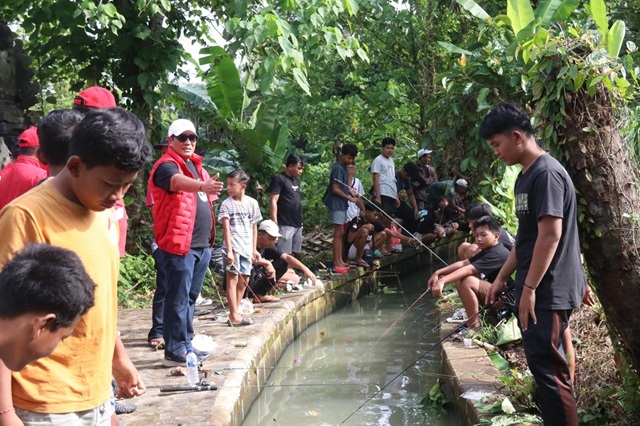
[0,22,39,168]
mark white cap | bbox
[455,179,468,188]
[417,148,433,158]
[168,119,197,137]
[258,220,282,237]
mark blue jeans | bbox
[147,249,166,342]
[160,247,212,358]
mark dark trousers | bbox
[520,309,577,426]
[147,248,166,342]
[161,247,212,358]
[247,258,288,297]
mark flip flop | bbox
[149,338,165,350]
[332,266,350,274]
[226,316,254,327]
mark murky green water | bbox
[244,264,456,425]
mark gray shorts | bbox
[327,208,347,225]
[277,225,303,254]
[16,399,115,426]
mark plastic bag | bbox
[496,314,522,346]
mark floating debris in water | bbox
[307,410,319,417]
[293,357,302,365]
[320,331,325,336]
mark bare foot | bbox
[254,294,280,303]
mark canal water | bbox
[244,262,457,425]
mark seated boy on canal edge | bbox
[426,216,515,329]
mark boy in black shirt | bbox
[248,220,317,302]
[483,102,585,426]
[458,202,515,260]
[427,216,514,329]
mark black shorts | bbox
[380,195,396,215]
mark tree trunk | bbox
[560,86,640,372]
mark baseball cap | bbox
[18,127,39,148]
[455,179,469,188]
[417,148,433,158]
[258,220,282,237]
[73,87,117,108]
[168,119,197,137]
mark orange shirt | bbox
[0,181,119,413]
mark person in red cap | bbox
[73,86,117,112]
[0,127,48,210]
[72,87,129,258]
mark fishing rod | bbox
[366,288,431,353]
[334,178,449,267]
[340,283,515,425]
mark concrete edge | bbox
[440,321,503,425]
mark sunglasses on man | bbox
[173,134,197,143]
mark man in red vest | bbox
[148,119,223,366]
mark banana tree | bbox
[174,46,290,182]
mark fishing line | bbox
[340,285,514,424]
[362,288,431,358]
[334,178,449,267]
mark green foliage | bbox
[118,252,156,308]
[419,379,448,418]
[496,369,539,411]
[477,164,520,234]
[2,0,215,141]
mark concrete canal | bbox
[243,258,461,425]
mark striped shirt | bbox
[218,196,262,258]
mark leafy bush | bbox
[118,252,157,308]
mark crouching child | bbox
[426,216,515,329]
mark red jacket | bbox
[149,148,215,255]
[0,156,48,210]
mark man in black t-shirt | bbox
[268,154,304,257]
[427,216,514,329]
[483,102,585,426]
[248,220,317,303]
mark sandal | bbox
[149,337,165,350]
[226,316,254,327]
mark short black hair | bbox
[381,137,396,148]
[18,147,38,156]
[285,153,304,167]
[341,143,358,156]
[0,244,95,329]
[228,169,250,185]
[479,102,537,139]
[473,215,501,234]
[69,108,152,172]
[402,162,419,180]
[38,109,84,166]
[364,200,382,212]
[466,202,493,220]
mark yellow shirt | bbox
[0,181,119,413]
